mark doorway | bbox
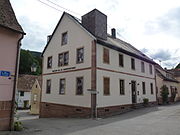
[131,81,137,103]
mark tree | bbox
[19,49,42,75]
[160,85,169,104]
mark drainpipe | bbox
[10,34,24,130]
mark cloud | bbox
[144,7,180,37]
[19,16,51,51]
[150,49,171,61]
[140,48,180,69]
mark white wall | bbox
[42,13,94,107]
[43,14,94,74]
[42,70,91,107]
[96,44,156,107]
[16,91,31,108]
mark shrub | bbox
[143,98,149,106]
[14,121,23,131]
[160,85,169,104]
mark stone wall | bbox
[0,101,12,131]
[40,102,91,118]
[40,102,157,118]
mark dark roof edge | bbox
[97,39,156,65]
[0,24,26,35]
[164,78,179,83]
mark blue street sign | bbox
[0,71,11,77]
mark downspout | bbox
[10,34,24,130]
[154,67,158,104]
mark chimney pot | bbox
[47,35,51,43]
[111,28,116,38]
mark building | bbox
[0,0,25,130]
[40,9,156,118]
[16,75,40,109]
[30,77,42,115]
[155,64,179,104]
[168,68,180,101]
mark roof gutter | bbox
[0,24,26,35]
[10,34,24,130]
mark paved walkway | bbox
[1,103,180,135]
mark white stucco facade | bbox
[96,44,156,107]
[42,12,156,111]
[16,91,31,108]
[42,13,94,107]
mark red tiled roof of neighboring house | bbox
[17,74,42,92]
[0,0,25,34]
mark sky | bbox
[11,0,180,69]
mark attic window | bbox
[47,56,52,69]
[61,32,68,45]
[77,48,84,64]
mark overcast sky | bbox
[11,0,180,68]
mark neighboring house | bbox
[30,77,42,115]
[168,68,180,101]
[16,75,40,109]
[0,0,25,130]
[155,64,179,104]
[40,9,156,118]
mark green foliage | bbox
[160,85,169,104]
[143,98,149,105]
[14,121,23,131]
[19,49,42,75]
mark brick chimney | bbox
[82,9,107,40]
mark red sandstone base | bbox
[40,101,157,118]
[0,101,12,131]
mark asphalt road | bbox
[1,103,180,135]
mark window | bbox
[58,52,69,66]
[59,78,65,94]
[131,58,135,70]
[61,32,67,45]
[20,91,24,96]
[142,82,146,94]
[150,83,153,94]
[141,61,145,73]
[46,79,51,94]
[119,54,124,67]
[76,77,83,95]
[149,64,153,74]
[47,56,52,69]
[64,52,69,66]
[120,79,125,95]
[103,77,110,95]
[77,48,84,63]
[103,48,109,64]
[33,94,37,101]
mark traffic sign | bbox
[0,71,11,77]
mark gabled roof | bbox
[17,74,42,92]
[0,0,25,34]
[156,69,179,83]
[42,11,155,64]
[42,12,95,56]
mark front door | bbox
[131,81,137,103]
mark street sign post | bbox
[0,71,11,77]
